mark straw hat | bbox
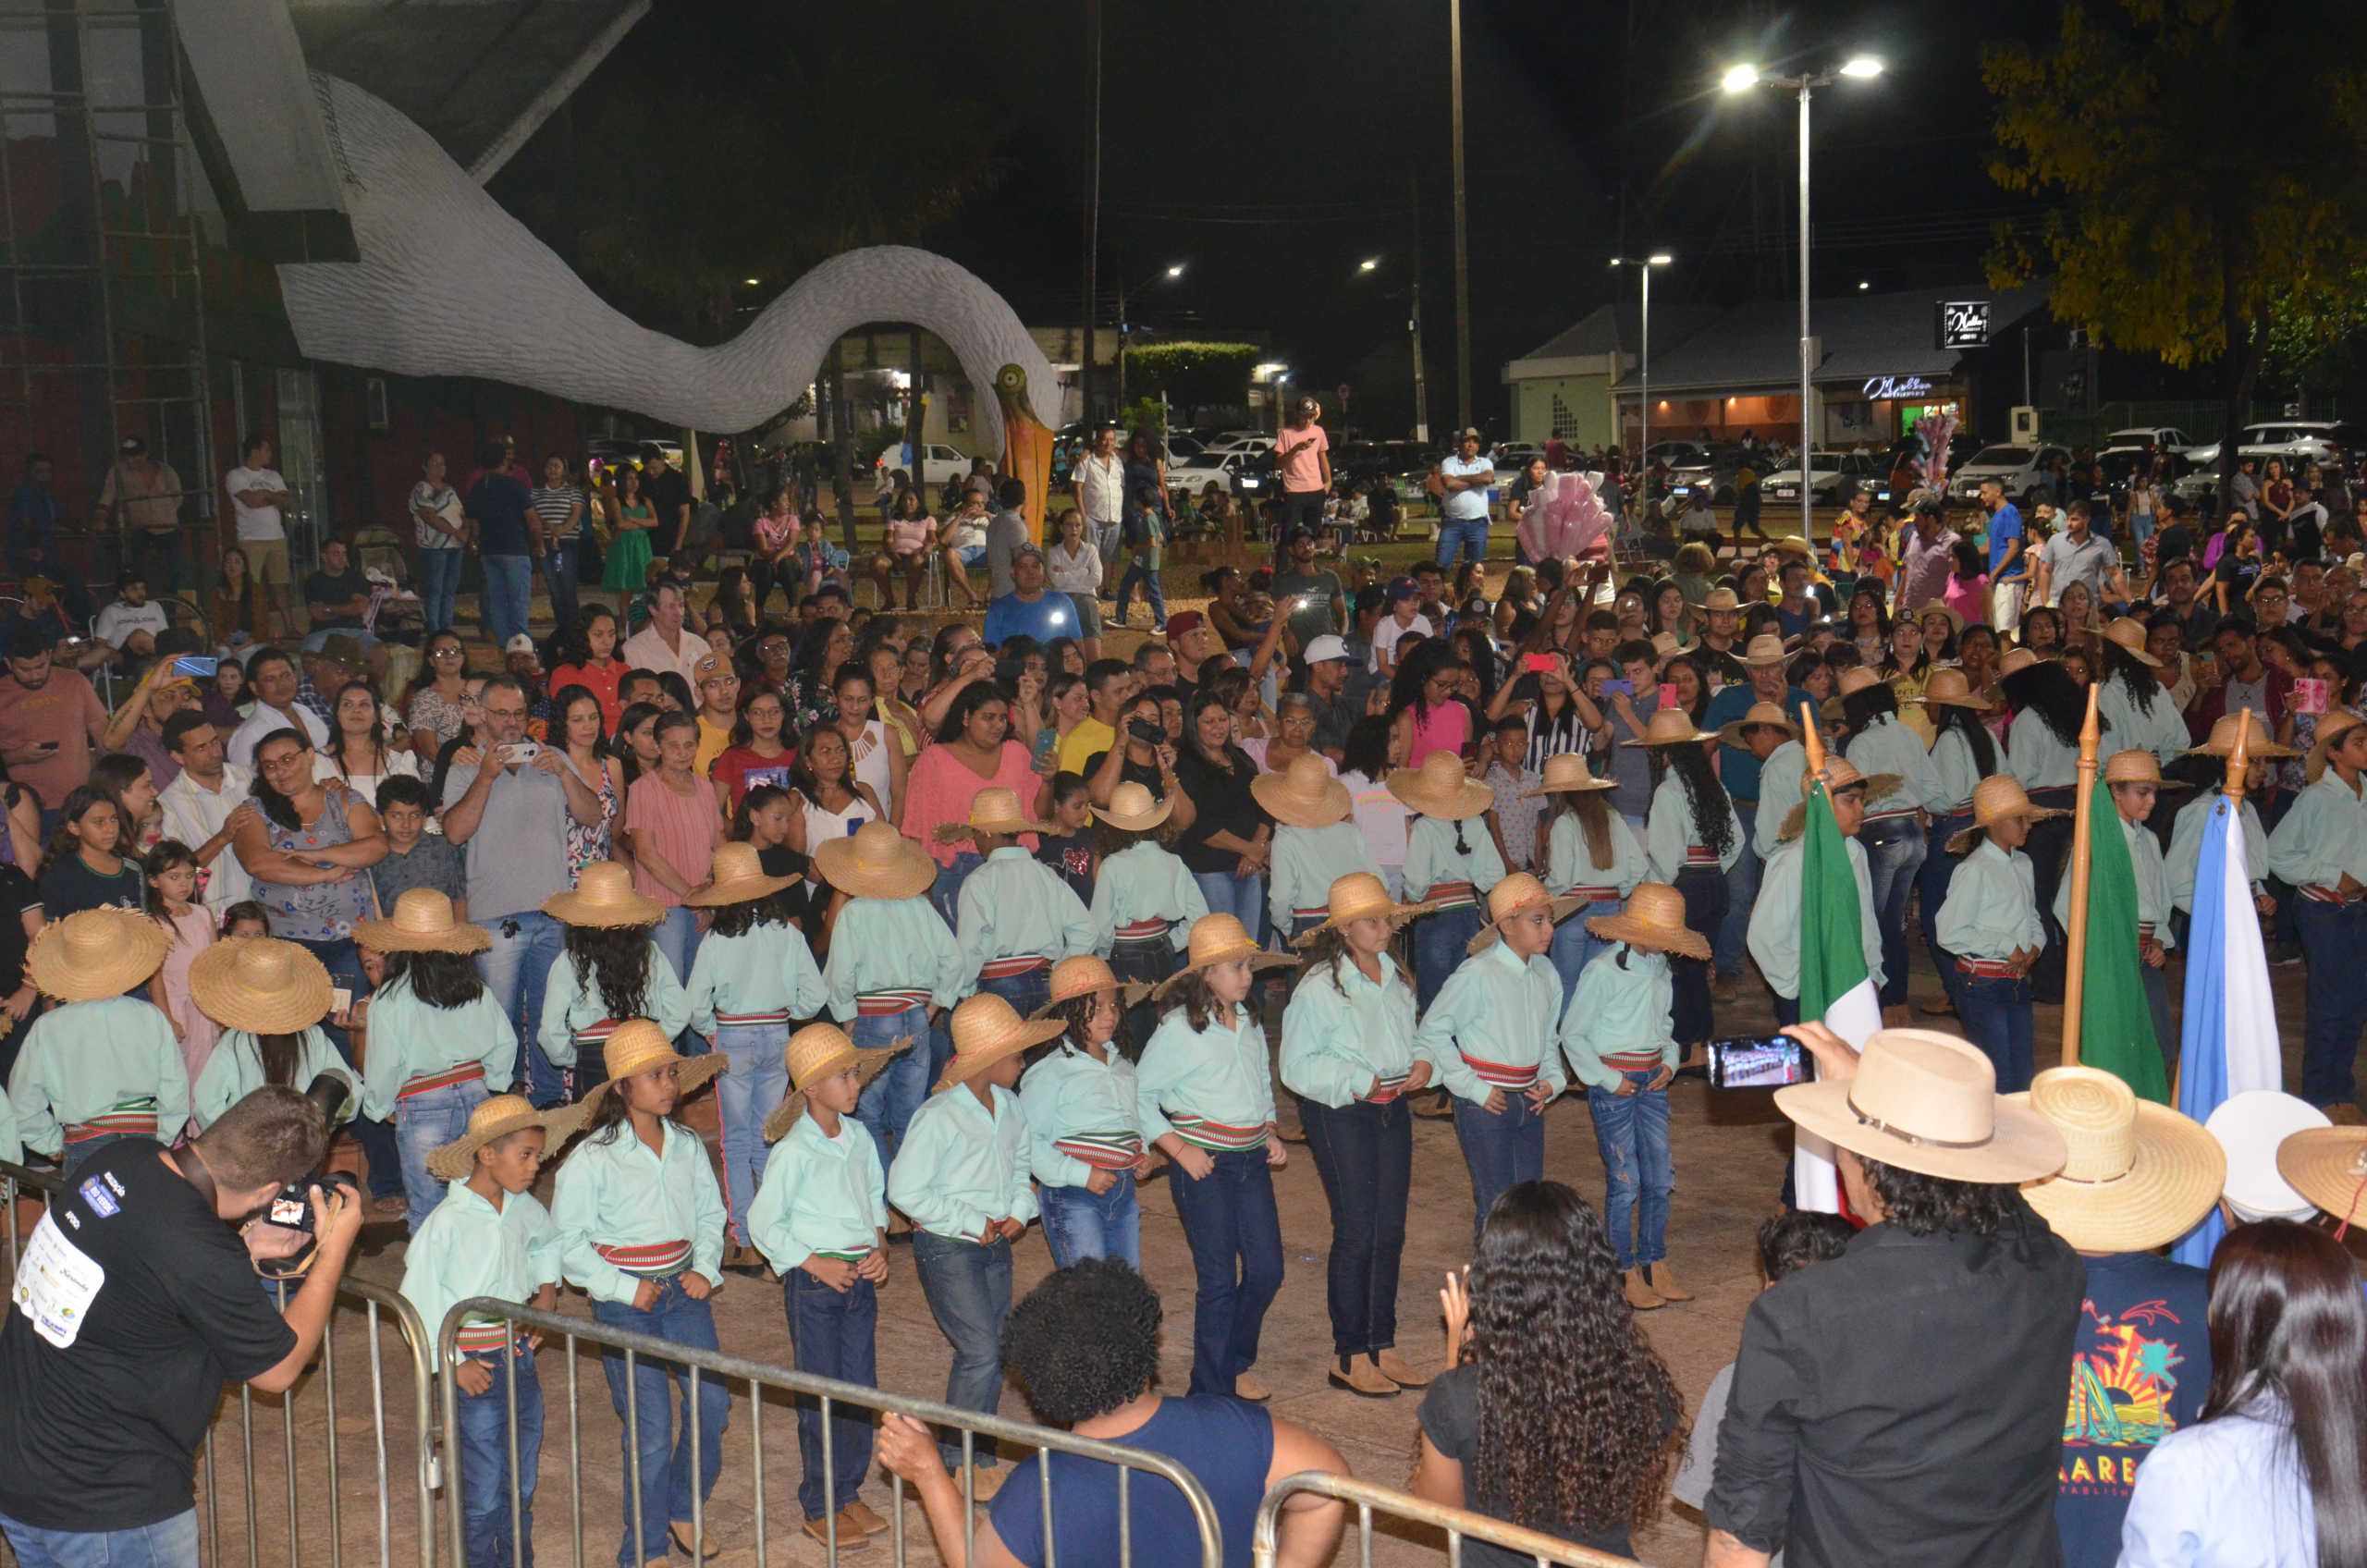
[1769,534,1814,559]
[1251,753,1354,828]
[1582,880,1711,961]
[26,907,169,1002]
[1385,750,1493,820]
[1945,775,2073,853]
[931,785,1054,845]
[2181,710,2296,759]
[188,937,333,1035]
[1715,701,1800,749]
[933,994,1067,1092]
[1776,755,1904,841]
[1919,668,1988,709]
[1288,872,1438,949]
[1030,954,1151,1018]
[1650,631,1698,660]
[1699,588,1746,616]
[1520,752,1616,796]
[2099,617,2161,667]
[1465,873,1584,955]
[426,1094,590,1182]
[1150,913,1298,998]
[2103,750,2191,789]
[1620,707,1717,748]
[2275,1127,2367,1231]
[1834,666,1916,703]
[2011,1068,2224,1252]
[542,861,666,927]
[354,888,491,954]
[581,1018,727,1112]
[1091,779,1175,833]
[2206,1090,2330,1222]
[683,841,798,908]
[2306,707,2365,785]
[1914,600,1966,639]
[813,819,938,901]
[762,1023,903,1141]
[1998,647,2043,677]
[1739,633,1790,668]
[1774,1028,2067,1183]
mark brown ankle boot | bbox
[1374,1347,1430,1388]
[1624,1267,1664,1311]
[1643,1262,1695,1302]
[1327,1354,1400,1398]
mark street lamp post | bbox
[1116,263,1186,413]
[1610,253,1672,487]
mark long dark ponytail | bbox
[1651,741,1735,860]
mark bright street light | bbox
[1721,63,1761,93]
[1166,264,1184,277]
[1839,55,1884,77]
[1610,253,1674,473]
[1359,258,1380,272]
[743,277,760,286]
[1648,252,1674,265]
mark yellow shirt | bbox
[694,716,731,778]
[1057,717,1114,778]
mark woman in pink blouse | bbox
[872,487,938,610]
[622,709,727,985]
[749,487,803,618]
[900,680,1046,922]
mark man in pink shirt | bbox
[1897,496,1958,619]
[1275,398,1331,537]
[0,629,109,809]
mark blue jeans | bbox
[1587,1072,1672,1270]
[395,1076,490,1233]
[1295,1096,1410,1359]
[1956,972,2035,1093]
[1919,814,1970,1008]
[2295,897,2367,1109]
[1115,558,1166,631]
[1435,513,1490,570]
[649,909,704,1011]
[975,965,1050,1023]
[477,912,568,1106]
[783,1271,877,1523]
[480,554,533,649]
[455,1341,543,1568]
[1715,802,1762,976]
[1193,870,1265,934]
[850,1005,935,1158]
[418,547,464,633]
[1671,865,1729,1047]
[300,935,402,1202]
[1550,896,1624,1001]
[1858,815,1927,1009]
[1412,906,1485,1012]
[909,1231,1012,1467]
[0,1507,198,1568]
[1165,1146,1284,1397]
[1452,1087,1545,1238]
[588,1277,730,1567]
[539,542,580,635]
[1038,1178,1141,1268]
[713,1023,788,1246]
[929,851,983,928]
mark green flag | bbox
[1798,778,1880,1041]
[2075,777,2171,1104]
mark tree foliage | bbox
[1119,341,1260,413]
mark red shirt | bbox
[714,743,797,812]
[549,659,627,733]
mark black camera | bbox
[255,1073,359,1280]
[1126,717,1165,745]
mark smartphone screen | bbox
[1603,678,1634,698]
[1707,1035,1806,1089]
[173,655,218,679]
[1525,653,1557,674]
[1658,681,1680,709]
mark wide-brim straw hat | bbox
[1715,701,1800,749]
[1777,758,1905,840]
[1835,665,1917,703]
[1739,633,1790,668]
[2305,708,2364,785]
[1650,631,1698,660]
[543,861,667,927]
[2100,617,2162,667]
[1466,872,1585,955]
[2276,1127,2367,1231]
[1251,753,1354,828]
[2181,710,2295,760]
[1385,750,1494,820]
[1699,588,1746,615]
[1998,647,2043,677]
[684,841,798,908]
[426,1094,590,1182]
[1919,667,1988,709]
[1915,600,1966,639]
[1582,880,1711,961]
[2103,749,2192,789]
[27,907,169,1002]
[2010,1068,2224,1252]
[1030,954,1151,1018]
[933,993,1068,1091]
[1946,775,2073,854]
[1289,872,1439,949]
[1092,779,1174,832]
[764,1023,903,1141]
[582,1017,728,1114]
[2206,1090,2331,1222]
[814,820,937,901]
[1769,534,1815,559]
[1775,1028,2068,1183]
[1151,913,1298,998]
[1521,751,1616,796]
[189,937,333,1035]
[354,888,491,954]
[1620,706,1717,748]
[932,785,1054,844]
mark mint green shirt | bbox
[957,846,1095,986]
[192,1027,354,1130]
[6,995,187,1158]
[2267,769,2367,892]
[1646,770,1743,881]
[1087,840,1206,956]
[1135,1001,1275,1147]
[1279,953,1417,1109]
[1846,713,1945,815]
[2006,708,2080,791]
[1017,1043,1141,1189]
[820,895,967,1020]
[361,976,518,1122]
[684,921,827,1035]
[1928,727,1986,814]
[1558,945,1677,1089]
[1546,808,1647,898]
[1411,939,1568,1103]
[2054,813,2175,948]
[550,1119,726,1302]
[538,945,690,1069]
[1753,740,1809,858]
[1934,838,2043,961]
[887,1084,1036,1242]
[2167,789,2266,912]
[2097,678,2188,766]
[1268,820,1380,926]
[1400,815,1507,905]
[0,1085,19,1165]
[399,1182,561,1366]
[1748,834,1883,1000]
[744,1111,885,1271]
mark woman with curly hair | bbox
[1413,1180,1683,1565]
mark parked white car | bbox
[1946,444,2072,508]
[2184,422,2360,468]
[1761,452,1881,506]
[2103,426,2199,456]
[875,442,971,489]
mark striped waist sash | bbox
[571,1017,623,1048]
[65,1097,158,1145]
[1684,846,1719,864]
[1292,906,1329,924]
[1053,1131,1145,1170]
[1457,1049,1538,1089]
[1167,1113,1268,1152]
[856,988,931,1016]
[2138,923,2157,943]
[1600,1049,1665,1072]
[1865,804,1919,821]
[1362,1071,1412,1106]
[806,1244,870,1263]
[1565,886,1619,901]
[399,1062,484,1099]
[1422,881,1477,911]
[1113,918,1171,944]
[2301,885,2365,905]
[715,1009,790,1027]
[594,1240,693,1279]
[979,955,1050,980]
[454,1318,523,1356]
[1956,957,2020,979]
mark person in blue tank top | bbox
[875,1256,1351,1568]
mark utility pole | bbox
[1080,0,1103,425]
[1450,0,1472,432]
[1410,172,1429,444]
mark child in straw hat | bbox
[1389,749,1507,1010]
[1630,705,1741,1049]
[1919,667,2000,1013]
[1279,874,1435,1398]
[1836,665,1944,1021]
[2167,714,2284,937]
[814,820,965,1158]
[682,843,827,1274]
[2266,706,2367,1114]
[549,1018,731,1566]
[355,889,517,1233]
[537,862,690,1103]
[188,937,353,1135]
[1136,914,1295,1403]
[887,994,1061,1489]
[1935,777,2068,1093]
[2053,752,2189,1062]
[1019,956,1153,1268]
[1528,752,1646,998]
[1412,875,1573,1236]
[1085,780,1208,1051]
[2093,617,2189,774]
[400,1094,583,1568]
[1252,754,1380,944]
[1748,760,1885,1028]
[947,786,1093,1022]
[9,907,183,1163]
[745,1023,896,1549]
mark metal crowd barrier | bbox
[1251,1471,1639,1568]
[438,1295,1226,1568]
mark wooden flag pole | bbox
[2225,707,2255,806]
[1799,701,1826,781]
[2059,681,2103,1068]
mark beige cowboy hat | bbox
[426,1094,590,1183]
[1699,588,1746,616]
[1092,779,1175,833]
[763,1023,903,1141]
[1739,633,1791,668]
[1919,667,1989,709]
[1251,753,1354,828]
[1288,872,1439,949]
[2103,750,2192,790]
[683,841,798,908]
[813,819,938,901]
[543,861,667,928]
[1715,701,1801,750]
[1385,750,1494,820]
[1029,954,1151,1019]
[1620,707,1717,748]
[2207,1090,2330,1222]
[1582,880,1711,962]
[355,888,492,954]
[1945,775,2073,853]
[1150,913,1299,999]
[2181,710,2296,760]
[1768,534,1815,559]
[2276,1127,2367,1231]
[2099,617,2162,668]
[27,907,169,1002]
[1915,600,1966,639]
[582,1017,728,1112]
[1776,755,1905,841]
[933,993,1068,1092]
[1520,751,1616,796]
[931,785,1054,845]
[1998,646,2044,677]
[1775,1028,2068,1183]
[2305,707,2365,785]
[1834,665,1918,704]
[1650,630,1699,661]
[189,937,334,1035]
[2010,1068,2224,1252]
[1465,872,1584,956]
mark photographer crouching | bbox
[0,1084,364,1567]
